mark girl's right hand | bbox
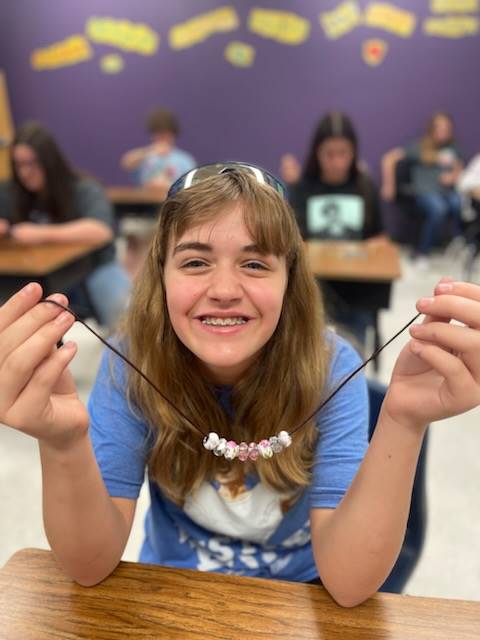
[0,218,10,237]
[0,282,89,450]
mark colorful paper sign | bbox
[364,3,416,37]
[319,1,362,40]
[248,8,310,44]
[424,16,479,37]
[31,35,92,70]
[430,0,479,12]
[86,17,159,55]
[224,41,255,67]
[169,7,239,50]
[362,39,388,66]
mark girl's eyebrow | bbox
[173,242,266,255]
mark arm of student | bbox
[310,412,423,607]
[381,147,405,201]
[120,146,151,172]
[40,434,137,586]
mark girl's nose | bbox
[207,267,242,301]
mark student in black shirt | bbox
[280,112,385,349]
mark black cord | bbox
[40,299,421,439]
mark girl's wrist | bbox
[377,405,429,442]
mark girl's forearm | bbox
[42,219,113,245]
[39,432,131,586]
[311,411,427,607]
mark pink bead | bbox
[248,442,258,461]
[238,442,249,462]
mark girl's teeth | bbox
[202,317,246,326]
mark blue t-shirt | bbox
[135,147,195,185]
[88,333,369,582]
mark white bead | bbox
[277,430,292,447]
[213,438,227,456]
[203,432,220,450]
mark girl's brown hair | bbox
[10,121,76,223]
[121,170,331,504]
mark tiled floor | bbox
[1,246,479,600]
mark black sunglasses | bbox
[167,161,287,200]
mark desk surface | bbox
[0,238,101,276]
[106,185,166,206]
[1,549,478,640]
[306,239,402,282]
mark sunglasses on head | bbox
[167,161,287,200]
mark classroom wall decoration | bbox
[1,0,479,185]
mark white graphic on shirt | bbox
[183,478,292,544]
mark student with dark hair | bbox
[382,111,464,270]
[280,112,385,347]
[0,121,130,328]
[120,108,195,190]
[280,111,384,243]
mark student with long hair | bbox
[280,111,384,243]
[280,112,385,347]
[1,163,480,608]
[0,121,130,328]
[382,111,464,270]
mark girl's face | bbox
[163,205,288,384]
[12,144,45,193]
[431,115,452,146]
[316,137,355,184]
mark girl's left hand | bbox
[383,279,480,431]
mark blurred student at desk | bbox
[120,108,195,192]
[280,112,386,349]
[119,108,196,277]
[0,122,130,328]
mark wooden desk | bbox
[0,549,478,639]
[107,186,165,220]
[306,239,402,283]
[0,238,104,300]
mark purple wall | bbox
[1,0,480,184]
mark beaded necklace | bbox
[42,299,420,463]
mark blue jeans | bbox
[67,260,131,328]
[415,190,463,256]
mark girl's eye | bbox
[244,261,268,271]
[182,259,208,269]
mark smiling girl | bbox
[1,163,480,607]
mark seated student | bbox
[280,111,385,348]
[381,111,464,270]
[120,108,196,191]
[0,121,130,329]
[1,162,479,608]
[120,108,196,278]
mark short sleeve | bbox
[88,347,151,499]
[73,178,114,229]
[309,334,369,509]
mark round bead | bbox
[213,438,227,456]
[238,442,249,462]
[203,432,220,450]
[258,439,273,459]
[248,442,258,461]
[269,436,283,454]
[224,440,239,460]
[277,430,292,448]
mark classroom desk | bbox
[0,549,478,639]
[306,239,402,361]
[0,238,105,301]
[106,185,165,220]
